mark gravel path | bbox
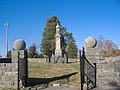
[28,86,120,90]
[28,85,80,90]
[42,86,80,90]
[92,86,120,90]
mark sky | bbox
[0,0,120,57]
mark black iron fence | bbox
[0,58,12,63]
[80,47,96,90]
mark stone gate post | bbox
[12,39,28,89]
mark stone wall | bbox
[0,39,28,89]
[0,57,78,88]
[28,58,79,63]
[83,36,120,88]
[97,56,120,87]
[28,58,47,63]
[0,57,18,88]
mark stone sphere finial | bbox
[13,39,26,50]
[84,36,97,48]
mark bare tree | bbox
[97,36,119,57]
[104,40,118,57]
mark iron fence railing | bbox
[80,47,96,90]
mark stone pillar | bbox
[12,39,28,88]
[11,50,19,89]
[84,36,100,64]
[84,36,100,87]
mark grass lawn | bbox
[28,62,80,88]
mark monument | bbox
[51,23,68,63]
[55,23,62,57]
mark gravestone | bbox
[64,53,68,64]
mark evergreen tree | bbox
[41,16,60,58]
[41,16,78,58]
[28,43,38,58]
[60,27,67,54]
[66,32,78,58]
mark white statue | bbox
[56,23,60,34]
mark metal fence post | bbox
[94,63,97,87]
[80,49,84,90]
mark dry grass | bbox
[0,62,80,90]
[28,62,80,87]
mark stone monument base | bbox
[50,54,68,64]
